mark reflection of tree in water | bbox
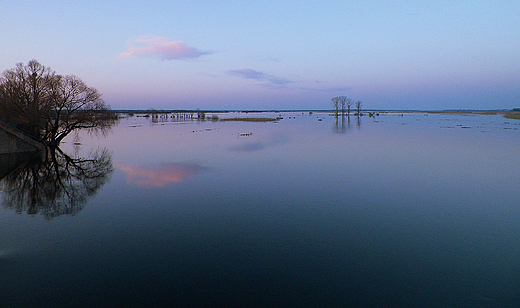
[1,147,112,219]
[332,114,363,134]
[333,115,355,134]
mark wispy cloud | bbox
[299,85,353,92]
[227,69,292,86]
[228,69,266,80]
[226,69,349,92]
[119,36,211,60]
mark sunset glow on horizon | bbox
[2,0,519,111]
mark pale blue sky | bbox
[1,0,519,110]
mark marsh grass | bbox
[504,113,520,120]
[220,117,282,122]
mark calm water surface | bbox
[1,112,519,307]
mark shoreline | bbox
[385,110,520,120]
[313,109,520,119]
[112,109,520,120]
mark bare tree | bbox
[338,96,347,117]
[331,97,340,117]
[331,96,353,117]
[0,60,113,146]
[346,98,353,116]
[44,74,112,145]
[0,60,56,135]
[355,100,362,116]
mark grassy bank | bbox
[504,113,520,120]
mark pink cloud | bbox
[119,36,211,60]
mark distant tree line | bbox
[0,60,113,146]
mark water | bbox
[1,112,519,307]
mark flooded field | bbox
[1,112,519,307]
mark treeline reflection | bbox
[0,147,113,219]
[333,115,361,133]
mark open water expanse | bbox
[1,112,520,307]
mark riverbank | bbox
[374,110,520,120]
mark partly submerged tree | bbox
[331,96,348,117]
[338,96,348,117]
[330,96,364,118]
[355,100,362,116]
[331,96,352,117]
[331,97,340,117]
[0,60,113,146]
[43,74,112,145]
[346,98,353,116]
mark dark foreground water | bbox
[1,112,519,307]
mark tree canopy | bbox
[0,60,112,146]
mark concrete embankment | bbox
[0,121,45,154]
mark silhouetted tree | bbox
[337,96,347,117]
[346,98,353,116]
[355,100,362,116]
[0,60,113,146]
[331,96,355,117]
[331,97,340,117]
[0,60,55,135]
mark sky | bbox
[1,0,519,110]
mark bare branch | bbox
[0,60,114,146]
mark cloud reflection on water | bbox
[120,162,208,187]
